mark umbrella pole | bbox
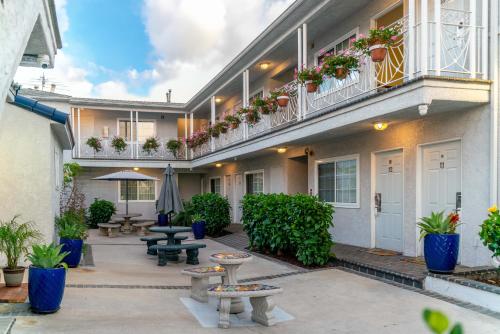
[125,179,129,215]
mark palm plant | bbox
[0,216,41,269]
[418,211,460,240]
[28,244,69,269]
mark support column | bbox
[130,110,134,158]
[184,113,188,159]
[77,108,81,158]
[70,108,75,157]
[434,0,441,75]
[481,0,488,79]
[297,27,303,121]
[190,113,194,136]
[136,111,139,158]
[420,0,428,75]
[243,70,249,139]
[408,0,416,79]
[210,96,216,152]
[469,0,477,78]
[301,23,308,119]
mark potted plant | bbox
[191,213,206,240]
[322,50,359,80]
[352,25,401,62]
[0,216,41,287]
[142,137,160,154]
[166,139,182,158]
[111,136,127,154]
[238,107,261,125]
[418,211,461,273]
[480,205,500,267]
[27,244,69,314]
[86,137,102,153]
[252,96,273,115]
[208,124,220,138]
[272,88,290,107]
[296,66,324,93]
[215,121,229,134]
[224,114,241,129]
[55,211,87,268]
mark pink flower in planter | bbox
[390,35,399,41]
[379,25,385,30]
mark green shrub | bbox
[171,201,195,227]
[242,193,334,266]
[88,199,116,228]
[191,193,231,236]
[56,211,87,240]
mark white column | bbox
[243,70,249,139]
[136,111,139,158]
[469,0,477,78]
[421,0,429,75]
[434,0,441,75]
[481,0,488,79]
[184,113,188,159]
[70,108,75,157]
[297,27,303,121]
[210,96,216,151]
[190,113,194,136]
[408,0,416,79]
[302,23,308,119]
[77,108,81,158]
[130,110,134,158]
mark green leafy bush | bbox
[56,211,87,240]
[88,199,116,228]
[191,193,231,236]
[28,244,69,269]
[0,216,41,269]
[242,193,334,266]
[171,201,195,227]
[480,205,500,258]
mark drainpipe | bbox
[490,0,499,205]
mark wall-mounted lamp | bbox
[215,97,222,103]
[418,104,429,116]
[373,122,388,131]
[259,62,270,70]
[277,147,287,154]
[215,163,223,168]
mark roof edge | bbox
[12,95,68,124]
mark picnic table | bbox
[149,226,192,261]
[114,213,142,234]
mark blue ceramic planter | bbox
[28,266,66,314]
[423,234,460,273]
[192,221,206,239]
[158,214,168,226]
[60,238,83,268]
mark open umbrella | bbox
[156,164,184,226]
[93,170,157,215]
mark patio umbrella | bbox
[156,164,184,226]
[93,170,157,215]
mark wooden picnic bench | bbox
[207,284,283,328]
[148,243,206,266]
[97,223,121,237]
[181,266,226,302]
[140,235,188,255]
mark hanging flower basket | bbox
[86,137,102,154]
[142,137,160,154]
[368,44,388,62]
[111,136,127,154]
[305,80,318,93]
[334,66,350,80]
[296,66,323,94]
[224,114,241,129]
[276,95,290,107]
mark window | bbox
[317,155,359,207]
[118,120,156,142]
[317,32,357,65]
[210,177,221,194]
[119,180,156,201]
[245,170,264,194]
[249,89,264,104]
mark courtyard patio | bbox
[5,229,500,333]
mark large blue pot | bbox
[28,266,66,314]
[192,221,206,239]
[158,214,168,226]
[423,234,460,273]
[60,238,83,268]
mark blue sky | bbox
[15,0,293,102]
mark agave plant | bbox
[27,244,69,269]
[418,211,460,240]
[0,216,41,269]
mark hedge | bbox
[88,198,116,228]
[242,193,334,266]
[191,193,231,236]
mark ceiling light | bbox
[277,147,287,154]
[215,163,222,168]
[373,122,388,131]
[133,167,140,171]
[215,97,222,103]
[259,62,270,70]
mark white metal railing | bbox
[192,140,211,158]
[78,137,187,160]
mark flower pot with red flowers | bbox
[269,88,290,108]
[418,211,461,274]
[238,107,260,126]
[223,114,241,129]
[296,66,323,93]
[352,25,401,63]
[322,50,359,80]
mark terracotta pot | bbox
[334,66,349,80]
[305,81,318,93]
[369,44,388,62]
[230,123,239,129]
[220,127,228,134]
[3,267,25,287]
[260,107,271,115]
[277,96,289,107]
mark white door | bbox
[375,150,404,252]
[422,141,462,218]
[233,174,244,224]
[224,175,234,222]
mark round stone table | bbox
[149,226,192,261]
[114,213,141,234]
[209,252,252,313]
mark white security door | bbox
[233,174,244,224]
[224,175,234,222]
[375,150,404,252]
[422,141,461,218]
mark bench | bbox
[207,284,283,328]
[131,220,155,236]
[181,266,227,302]
[148,243,206,266]
[97,223,121,238]
[140,236,188,255]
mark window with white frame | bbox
[210,177,221,194]
[118,120,156,142]
[245,171,264,194]
[249,89,264,104]
[317,155,359,207]
[119,180,156,201]
[316,31,357,65]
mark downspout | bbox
[490,0,499,205]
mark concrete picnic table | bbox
[209,252,253,314]
[114,213,142,234]
[149,226,192,261]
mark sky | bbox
[14,0,293,103]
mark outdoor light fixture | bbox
[418,104,429,116]
[277,147,287,154]
[373,122,388,131]
[259,62,270,70]
[215,163,223,168]
[133,167,140,171]
[215,97,222,103]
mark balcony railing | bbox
[78,137,187,160]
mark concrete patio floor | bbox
[9,230,500,333]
